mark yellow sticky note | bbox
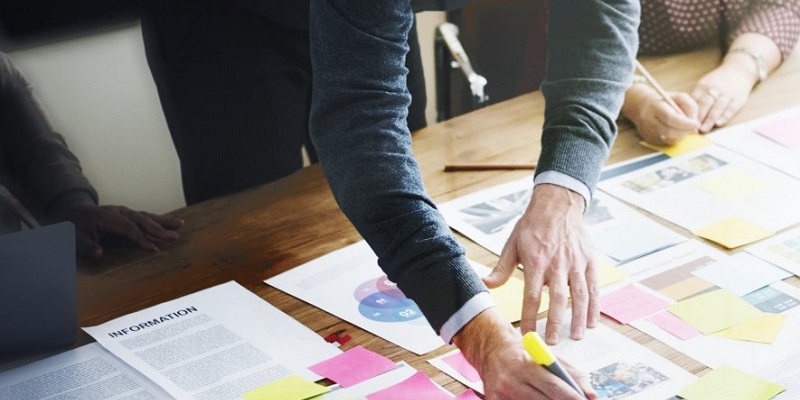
[640,134,713,157]
[242,375,329,400]
[714,313,787,344]
[695,169,772,201]
[678,364,785,400]
[597,257,627,288]
[489,277,550,322]
[668,289,764,335]
[693,217,774,249]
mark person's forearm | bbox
[309,0,485,333]
[537,0,640,195]
[723,33,782,87]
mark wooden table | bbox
[72,46,800,394]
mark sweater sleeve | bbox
[309,0,486,333]
[0,52,98,221]
[536,0,640,195]
[730,0,800,60]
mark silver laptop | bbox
[0,221,77,359]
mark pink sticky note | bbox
[442,351,481,383]
[647,310,701,340]
[755,115,800,148]
[455,389,482,400]
[308,346,396,388]
[367,371,452,400]
[600,284,670,324]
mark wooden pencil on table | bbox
[443,163,537,172]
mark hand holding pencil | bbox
[623,61,701,146]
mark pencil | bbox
[634,60,685,116]
[443,163,536,172]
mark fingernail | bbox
[547,331,559,344]
[574,326,585,339]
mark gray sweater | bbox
[309,0,639,337]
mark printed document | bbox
[83,281,340,399]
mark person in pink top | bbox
[621,0,800,145]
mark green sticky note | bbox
[679,364,785,400]
[242,374,329,400]
[668,289,763,335]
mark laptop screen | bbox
[0,221,77,359]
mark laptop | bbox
[0,221,77,359]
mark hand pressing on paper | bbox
[690,63,755,133]
[65,205,183,259]
[453,307,597,399]
[484,184,598,345]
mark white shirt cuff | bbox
[533,170,591,206]
[439,291,495,344]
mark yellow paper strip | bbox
[640,134,713,157]
[667,289,763,335]
[714,313,787,344]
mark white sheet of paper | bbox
[692,252,792,296]
[746,225,800,276]
[709,104,800,180]
[428,321,696,398]
[83,281,340,400]
[438,178,685,263]
[599,145,800,232]
[755,353,800,400]
[266,241,445,355]
[542,322,696,400]
[0,343,171,399]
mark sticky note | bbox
[442,351,481,383]
[367,371,452,400]
[488,275,547,323]
[668,289,764,335]
[678,364,785,400]
[755,115,800,148]
[694,169,771,201]
[308,346,396,388]
[646,310,700,340]
[640,134,713,157]
[714,313,787,344]
[693,217,774,249]
[455,389,482,400]
[600,284,670,324]
[597,257,628,288]
[242,374,329,400]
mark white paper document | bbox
[265,241,445,355]
[83,281,340,400]
[0,343,170,400]
[438,177,685,263]
[599,145,800,233]
[709,104,800,179]
[746,225,800,276]
[429,322,696,399]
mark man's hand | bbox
[453,307,597,399]
[65,205,183,259]
[484,184,599,344]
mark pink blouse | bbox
[639,0,800,59]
